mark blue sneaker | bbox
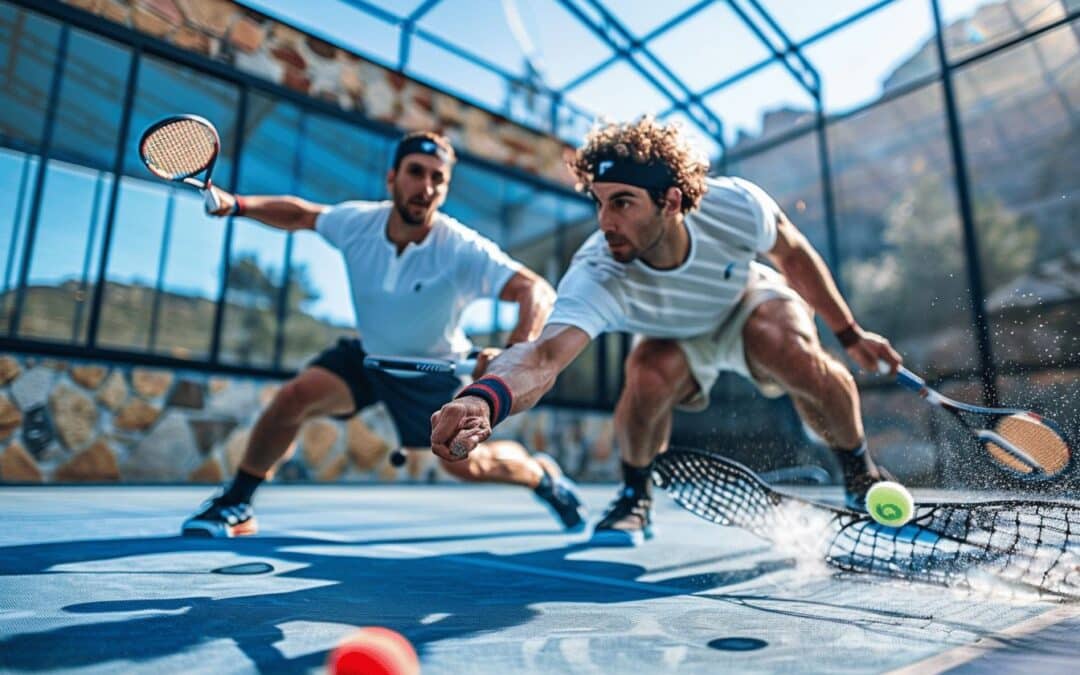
[532,453,588,532]
[182,495,258,538]
[589,486,653,546]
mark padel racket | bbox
[363,354,478,467]
[879,362,1072,480]
[138,114,224,213]
[363,354,477,378]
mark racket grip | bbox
[878,360,925,392]
[203,188,223,214]
[455,358,477,376]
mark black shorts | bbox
[308,338,462,447]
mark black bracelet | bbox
[835,323,860,348]
[456,376,513,426]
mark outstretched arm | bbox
[431,324,590,461]
[766,212,901,372]
[205,185,327,232]
[499,268,556,345]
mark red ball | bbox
[327,627,420,675]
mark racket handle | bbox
[203,187,223,214]
[878,360,925,393]
[455,358,477,377]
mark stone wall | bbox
[0,353,618,484]
[59,0,576,185]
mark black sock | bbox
[221,468,263,505]
[621,461,652,498]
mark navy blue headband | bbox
[591,156,674,192]
[393,136,452,168]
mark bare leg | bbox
[439,440,545,487]
[614,339,699,468]
[742,299,863,450]
[239,366,356,478]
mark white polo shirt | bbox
[547,176,780,339]
[316,201,521,358]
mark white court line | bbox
[885,604,1080,675]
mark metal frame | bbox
[2,0,1077,409]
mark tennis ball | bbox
[866,481,915,527]
[328,627,419,675]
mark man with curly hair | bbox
[430,118,902,546]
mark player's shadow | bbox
[0,532,791,672]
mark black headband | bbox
[591,156,674,192]
[393,136,452,168]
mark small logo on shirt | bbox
[724,262,735,279]
[597,160,614,176]
[414,282,423,292]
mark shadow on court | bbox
[0,532,797,672]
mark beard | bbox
[605,233,638,263]
[392,186,433,226]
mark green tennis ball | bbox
[866,481,915,527]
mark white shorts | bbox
[673,262,811,412]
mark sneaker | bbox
[181,496,258,538]
[532,453,587,532]
[589,486,653,547]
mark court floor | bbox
[1,483,1077,674]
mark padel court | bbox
[2,481,1077,674]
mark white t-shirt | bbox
[316,201,521,358]
[547,176,780,339]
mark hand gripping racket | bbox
[879,362,1072,480]
[138,114,224,213]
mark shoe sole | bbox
[588,524,655,547]
[181,517,259,538]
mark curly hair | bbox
[569,116,709,213]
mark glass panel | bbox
[648,1,774,90]
[406,36,509,113]
[567,60,670,121]
[220,94,298,367]
[0,4,61,149]
[941,0,1078,62]
[123,55,240,186]
[829,83,981,375]
[18,160,109,343]
[726,130,827,255]
[803,0,938,113]
[51,29,130,170]
[0,149,36,332]
[954,21,1080,370]
[526,0,615,88]
[615,0,713,38]
[759,0,886,42]
[705,61,816,152]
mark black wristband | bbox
[456,376,513,427]
[835,323,860,348]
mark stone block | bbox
[142,0,184,25]
[166,379,204,409]
[21,404,54,457]
[53,439,119,482]
[188,418,237,454]
[228,16,264,53]
[0,356,21,385]
[97,371,128,411]
[132,5,173,37]
[189,456,224,483]
[0,442,42,482]
[0,394,21,441]
[223,428,250,474]
[301,419,338,468]
[49,385,98,450]
[173,25,211,54]
[122,412,200,480]
[10,367,55,410]
[132,368,173,398]
[71,365,108,390]
[115,399,161,432]
[176,0,234,37]
[346,417,388,471]
[316,454,348,482]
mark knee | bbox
[622,341,688,409]
[270,376,322,423]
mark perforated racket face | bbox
[139,116,219,180]
[986,414,1070,476]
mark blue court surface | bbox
[1,483,1077,674]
